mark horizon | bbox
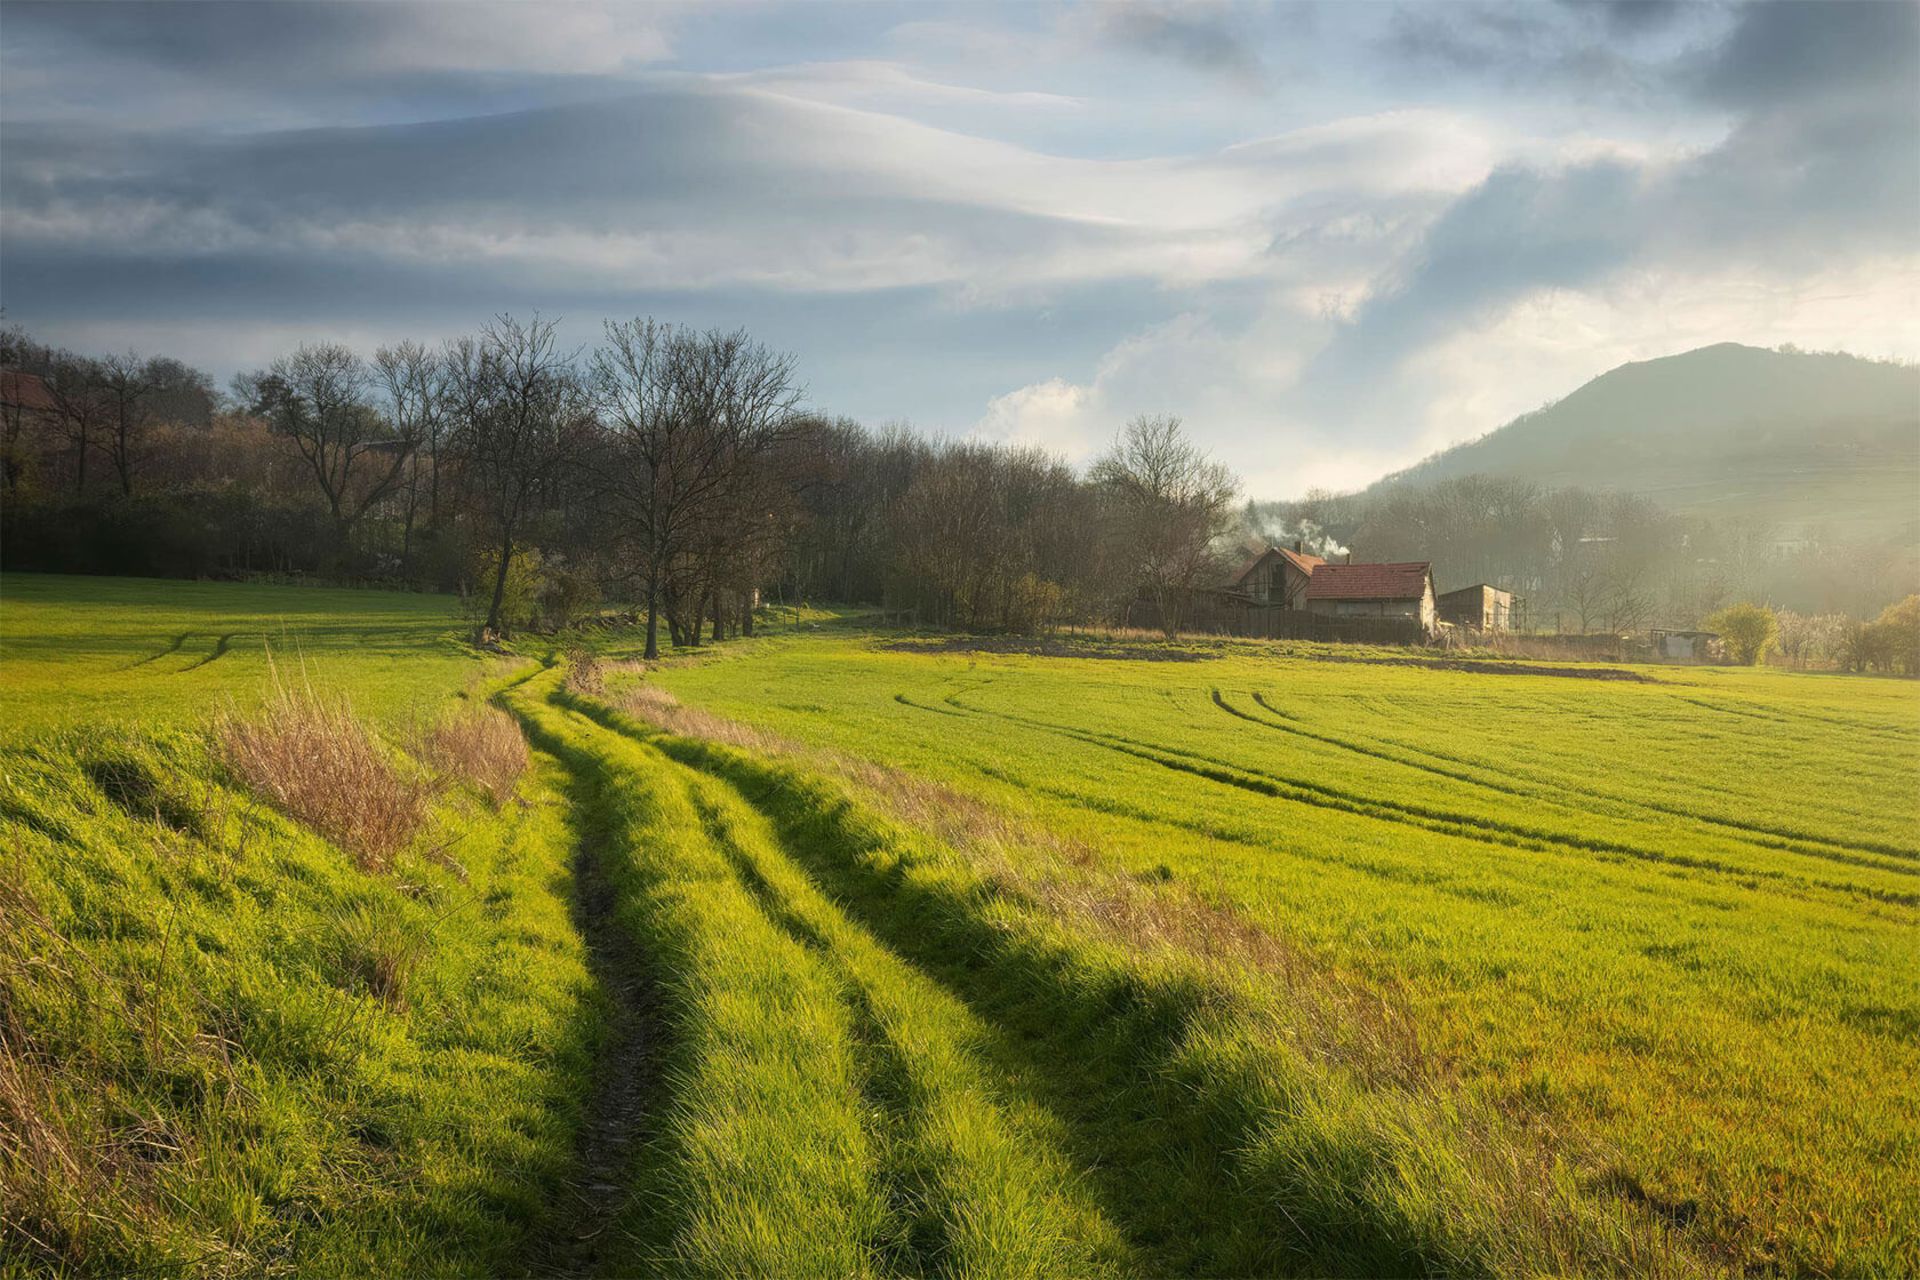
[3,0,1917,499]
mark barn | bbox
[1304,562,1437,631]
[1437,583,1515,631]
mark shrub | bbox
[417,705,529,807]
[465,544,544,637]
[1873,595,1920,675]
[1702,602,1777,665]
[217,667,431,870]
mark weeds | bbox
[216,661,432,871]
[417,704,529,808]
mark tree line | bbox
[1,316,1242,652]
[6,314,1914,658]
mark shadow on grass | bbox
[573,694,1461,1279]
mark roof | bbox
[1226,545,1325,588]
[0,370,55,414]
[1305,561,1433,602]
[1437,583,1512,601]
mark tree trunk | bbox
[643,565,661,660]
[711,596,724,644]
[485,531,513,638]
[688,593,707,648]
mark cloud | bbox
[1082,2,1270,91]
[2,0,1915,502]
[1301,0,1920,418]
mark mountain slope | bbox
[1371,344,1920,541]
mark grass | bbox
[631,629,1920,1277]
[0,574,482,737]
[2,573,1915,1276]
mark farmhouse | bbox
[1224,542,1324,609]
[1304,561,1437,630]
[1437,583,1515,631]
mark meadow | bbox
[2,575,1915,1277]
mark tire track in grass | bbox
[1274,691,1920,867]
[508,689,887,1277]
[1224,690,1920,872]
[177,632,237,673]
[680,782,954,1277]
[916,692,1920,907]
[564,690,1139,1277]
[124,631,189,669]
[541,750,663,1278]
[630,727,1691,1280]
[497,693,664,1277]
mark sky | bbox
[2,0,1916,497]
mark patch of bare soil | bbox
[880,636,1219,662]
[1309,653,1659,682]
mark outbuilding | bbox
[1304,561,1437,631]
[1437,583,1515,632]
[1651,629,1719,662]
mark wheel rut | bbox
[531,750,663,1279]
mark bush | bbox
[217,667,432,870]
[1702,602,1777,665]
[417,705,529,807]
[465,544,544,637]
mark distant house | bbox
[1305,561,1437,630]
[1223,543,1324,609]
[1437,583,1515,631]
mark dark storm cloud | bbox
[1090,2,1270,90]
[1304,0,1920,409]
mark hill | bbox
[1369,344,1920,542]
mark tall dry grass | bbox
[216,665,431,872]
[417,705,529,808]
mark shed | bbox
[1437,583,1515,632]
[1651,629,1718,662]
[1304,561,1437,631]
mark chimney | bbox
[1293,539,1303,555]
[1345,551,1352,564]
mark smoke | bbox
[1255,515,1350,559]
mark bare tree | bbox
[593,319,803,658]
[93,352,161,497]
[39,354,109,497]
[447,314,592,639]
[1091,415,1238,637]
[373,341,448,569]
[242,343,417,542]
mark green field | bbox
[2,576,1915,1277]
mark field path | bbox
[507,693,665,1279]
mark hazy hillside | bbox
[1370,345,1920,542]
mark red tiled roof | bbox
[0,370,55,414]
[1304,561,1432,602]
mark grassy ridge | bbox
[0,720,595,1276]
